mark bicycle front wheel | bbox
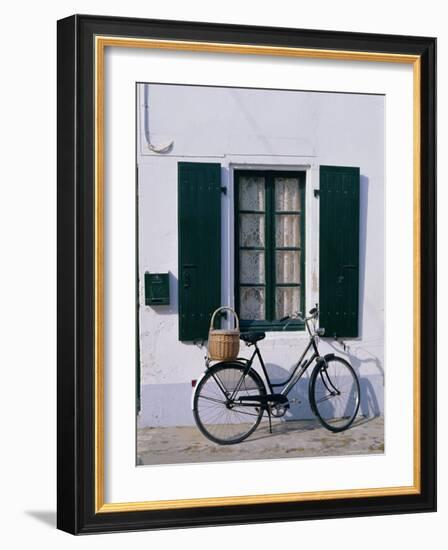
[193,363,266,445]
[309,356,360,432]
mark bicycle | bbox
[192,306,361,445]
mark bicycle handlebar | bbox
[279,307,319,324]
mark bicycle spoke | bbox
[315,393,337,404]
[197,394,227,405]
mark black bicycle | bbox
[193,306,361,445]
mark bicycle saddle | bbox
[240,331,266,344]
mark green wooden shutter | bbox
[319,166,360,338]
[178,162,221,341]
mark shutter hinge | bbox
[313,189,320,198]
[221,186,227,195]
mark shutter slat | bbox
[319,165,360,338]
[178,162,221,341]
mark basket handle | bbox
[210,306,240,331]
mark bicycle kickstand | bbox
[266,407,273,434]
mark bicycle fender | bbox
[315,353,336,367]
[309,354,336,415]
[191,370,207,410]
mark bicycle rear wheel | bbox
[193,363,266,445]
[309,356,360,432]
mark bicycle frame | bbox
[227,315,322,402]
[238,336,318,399]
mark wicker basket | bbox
[208,306,240,361]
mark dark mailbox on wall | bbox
[145,272,170,306]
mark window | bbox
[234,170,306,331]
[177,163,359,341]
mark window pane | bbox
[240,250,265,284]
[275,214,300,247]
[240,213,265,247]
[240,287,265,320]
[276,250,300,283]
[275,287,300,319]
[275,177,300,211]
[240,176,265,211]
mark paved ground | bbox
[137,416,384,466]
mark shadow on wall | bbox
[265,363,314,420]
[323,341,384,416]
[264,355,383,422]
[138,354,384,427]
[348,348,383,417]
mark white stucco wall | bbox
[137,83,385,427]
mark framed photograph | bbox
[57,14,436,534]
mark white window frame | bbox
[220,159,319,339]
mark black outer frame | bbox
[57,14,436,535]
